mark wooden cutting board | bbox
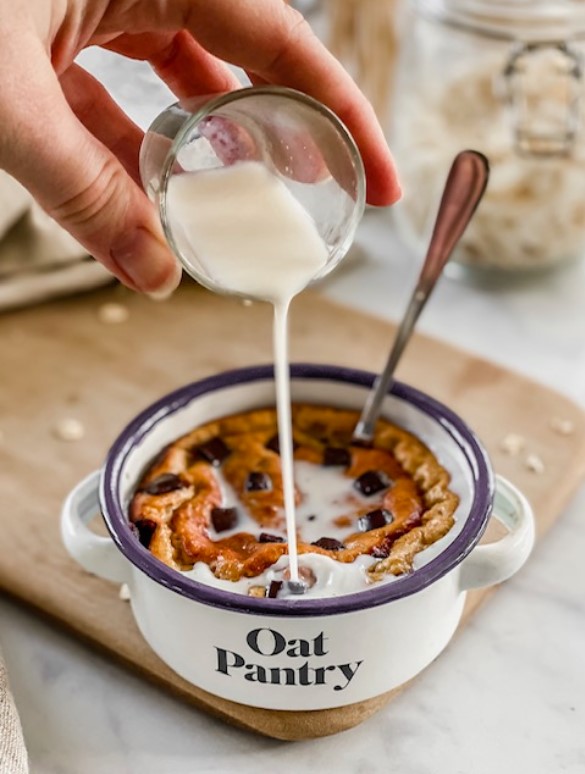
[1,282,585,741]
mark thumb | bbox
[0,43,181,297]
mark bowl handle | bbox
[459,475,535,591]
[61,470,130,584]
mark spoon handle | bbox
[352,150,490,444]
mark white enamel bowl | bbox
[61,364,534,711]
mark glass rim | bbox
[156,85,366,290]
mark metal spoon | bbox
[352,149,490,444]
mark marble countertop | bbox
[1,50,585,774]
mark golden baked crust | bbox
[129,405,459,584]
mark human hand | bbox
[0,1,401,297]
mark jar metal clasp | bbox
[502,41,582,157]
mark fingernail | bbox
[147,263,183,302]
[391,183,403,205]
[111,226,182,297]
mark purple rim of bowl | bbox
[100,364,494,617]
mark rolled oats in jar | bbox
[391,0,585,277]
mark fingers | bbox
[99,1,401,204]
[1,41,181,296]
[59,64,143,185]
[187,1,401,205]
[105,30,241,99]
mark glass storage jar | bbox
[391,0,585,279]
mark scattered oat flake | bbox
[549,417,575,436]
[499,433,526,456]
[248,585,266,598]
[98,302,130,324]
[53,418,85,442]
[525,453,545,474]
[118,583,131,601]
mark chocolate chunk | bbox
[312,537,344,551]
[266,434,298,455]
[353,470,391,497]
[259,532,285,543]
[193,437,230,466]
[307,514,317,522]
[286,580,307,595]
[133,519,157,548]
[265,434,280,454]
[358,508,394,532]
[210,507,238,533]
[371,542,391,559]
[140,473,184,495]
[245,471,272,492]
[268,580,283,598]
[351,437,373,449]
[323,446,351,467]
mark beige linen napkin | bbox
[0,171,112,312]
[0,650,28,774]
[0,170,114,772]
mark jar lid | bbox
[418,0,585,40]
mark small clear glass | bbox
[139,86,366,294]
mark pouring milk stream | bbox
[166,160,330,584]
